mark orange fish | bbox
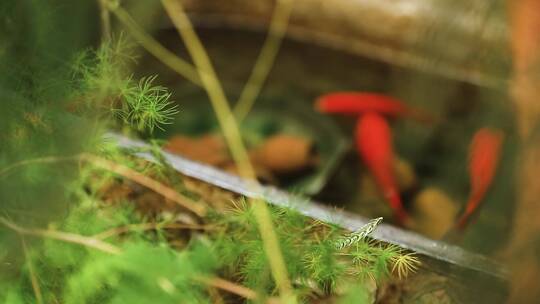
[356,112,409,224]
[316,92,433,123]
[456,128,504,229]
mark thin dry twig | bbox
[0,217,122,255]
[0,155,80,178]
[93,222,213,240]
[233,0,294,122]
[207,285,226,304]
[21,236,44,304]
[82,153,207,217]
[198,276,258,300]
[104,0,202,86]
[201,277,280,304]
[0,153,206,215]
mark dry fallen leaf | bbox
[165,134,229,166]
[411,187,458,239]
[250,134,317,174]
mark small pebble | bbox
[411,187,459,239]
[250,134,317,174]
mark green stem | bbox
[0,217,122,255]
[21,237,44,304]
[105,0,202,86]
[233,0,294,122]
[160,1,296,302]
[98,0,111,42]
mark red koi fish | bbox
[316,92,433,123]
[457,128,504,230]
[356,112,409,224]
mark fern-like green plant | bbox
[64,242,216,304]
[71,36,178,133]
[119,75,178,132]
[211,197,419,301]
[1,149,420,304]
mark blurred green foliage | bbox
[0,0,100,277]
[0,0,178,283]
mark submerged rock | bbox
[411,187,458,239]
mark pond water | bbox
[137,27,517,258]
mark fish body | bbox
[356,113,409,224]
[457,128,504,229]
[316,92,432,123]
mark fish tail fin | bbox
[456,214,470,231]
[456,194,483,230]
[386,189,409,225]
